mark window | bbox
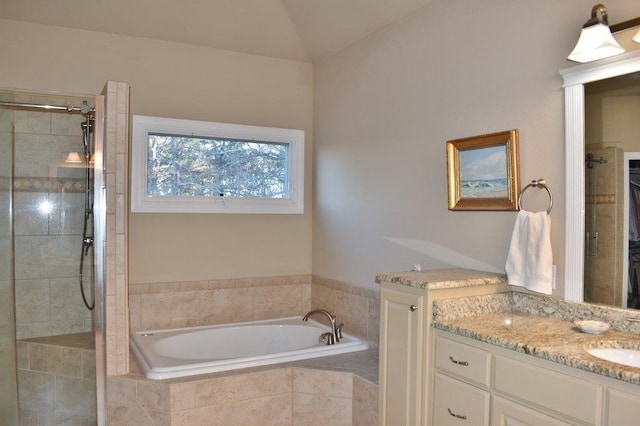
[131,115,304,213]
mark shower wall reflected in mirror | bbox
[1,90,97,425]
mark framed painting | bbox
[446,129,520,211]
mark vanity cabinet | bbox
[433,329,640,426]
[377,271,509,426]
[378,284,425,425]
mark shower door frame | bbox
[93,93,107,426]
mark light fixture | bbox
[568,3,625,63]
[65,152,83,163]
[634,29,640,44]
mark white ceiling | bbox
[0,0,432,62]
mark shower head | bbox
[80,101,92,115]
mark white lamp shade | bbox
[65,152,83,163]
[633,28,640,44]
[568,23,625,63]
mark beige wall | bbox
[0,19,313,284]
[312,0,639,294]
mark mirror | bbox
[562,48,640,308]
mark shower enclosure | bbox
[583,147,624,306]
[0,90,101,425]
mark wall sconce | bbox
[568,3,625,63]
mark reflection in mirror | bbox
[562,48,640,310]
[584,71,640,308]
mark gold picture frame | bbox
[446,129,520,211]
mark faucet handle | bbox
[336,323,344,339]
[319,332,335,345]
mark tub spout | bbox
[303,308,339,344]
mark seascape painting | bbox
[459,145,508,198]
[446,129,519,211]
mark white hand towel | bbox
[505,210,553,295]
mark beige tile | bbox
[107,377,137,405]
[293,392,352,426]
[55,376,97,419]
[335,292,369,340]
[293,369,353,399]
[172,393,292,426]
[14,279,51,324]
[16,341,29,369]
[367,298,380,343]
[311,283,337,314]
[17,369,55,410]
[137,380,170,412]
[254,284,309,320]
[352,375,378,426]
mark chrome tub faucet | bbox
[303,308,340,345]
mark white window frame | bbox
[131,115,304,214]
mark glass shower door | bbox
[0,91,18,425]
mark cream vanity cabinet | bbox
[433,329,640,426]
[377,270,509,426]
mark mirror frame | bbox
[561,49,640,303]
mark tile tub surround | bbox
[129,274,381,343]
[432,292,640,385]
[16,332,97,425]
[107,349,378,425]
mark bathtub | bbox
[130,316,369,379]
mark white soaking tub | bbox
[130,316,369,379]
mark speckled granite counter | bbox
[376,268,508,290]
[433,292,640,385]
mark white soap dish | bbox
[574,320,610,335]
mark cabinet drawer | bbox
[435,335,491,388]
[491,396,573,426]
[433,372,490,426]
[494,355,602,424]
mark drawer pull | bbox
[409,304,418,312]
[449,356,469,366]
[447,408,467,420]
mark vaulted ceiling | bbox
[0,0,433,62]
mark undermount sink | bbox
[586,348,640,368]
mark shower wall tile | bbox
[14,110,51,135]
[17,369,55,411]
[12,192,49,236]
[49,192,85,236]
[14,279,50,323]
[17,334,97,424]
[50,278,92,322]
[14,235,78,280]
[14,133,82,178]
[51,113,86,137]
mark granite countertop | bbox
[433,292,640,385]
[376,268,508,290]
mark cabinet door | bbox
[606,388,640,426]
[491,396,572,426]
[379,287,423,426]
[433,373,490,425]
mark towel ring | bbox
[518,179,553,214]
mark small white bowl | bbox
[574,320,610,335]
